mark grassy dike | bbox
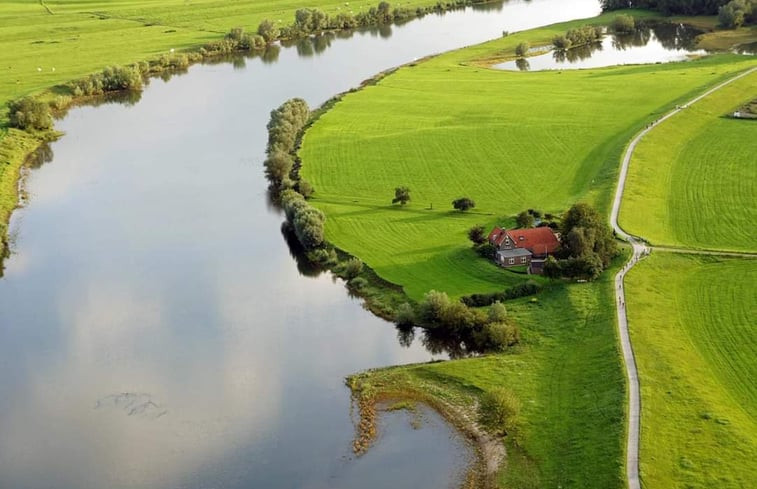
[620,70,757,253]
[348,249,630,489]
[625,253,756,488]
[298,13,756,300]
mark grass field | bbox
[625,253,757,488]
[299,17,756,299]
[620,71,757,252]
[352,255,627,488]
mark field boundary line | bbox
[609,64,757,489]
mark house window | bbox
[521,257,528,264]
[508,258,515,265]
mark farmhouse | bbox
[488,226,560,274]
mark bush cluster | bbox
[7,97,53,131]
[396,292,520,352]
[553,25,603,50]
[264,98,310,191]
[719,0,756,27]
[199,27,266,57]
[70,65,143,96]
[479,387,520,435]
[461,280,542,307]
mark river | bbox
[0,2,606,488]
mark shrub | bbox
[479,387,520,435]
[100,65,143,91]
[482,321,520,350]
[348,276,368,290]
[258,19,280,43]
[342,257,364,280]
[468,225,486,245]
[8,97,53,130]
[51,95,72,111]
[395,302,416,327]
[612,14,636,33]
[515,41,530,57]
[307,247,338,266]
[452,197,475,211]
[488,301,508,322]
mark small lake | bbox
[496,23,708,71]
[0,1,635,488]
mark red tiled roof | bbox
[506,227,559,256]
[487,227,508,247]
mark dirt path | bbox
[609,65,757,489]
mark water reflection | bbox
[500,22,708,71]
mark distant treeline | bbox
[602,0,756,25]
[602,0,729,14]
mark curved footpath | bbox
[609,64,757,489]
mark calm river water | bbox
[0,2,606,488]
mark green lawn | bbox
[353,257,627,488]
[299,17,755,299]
[625,253,757,488]
[620,71,757,252]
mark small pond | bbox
[496,23,708,71]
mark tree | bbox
[452,197,476,212]
[515,41,530,57]
[293,207,325,249]
[257,19,280,43]
[264,152,294,188]
[516,211,535,228]
[392,186,411,205]
[468,225,487,245]
[552,34,572,50]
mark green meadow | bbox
[299,17,755,299]
[355,256,627,489]
[625,253,757,488]
[621,71,757,252]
